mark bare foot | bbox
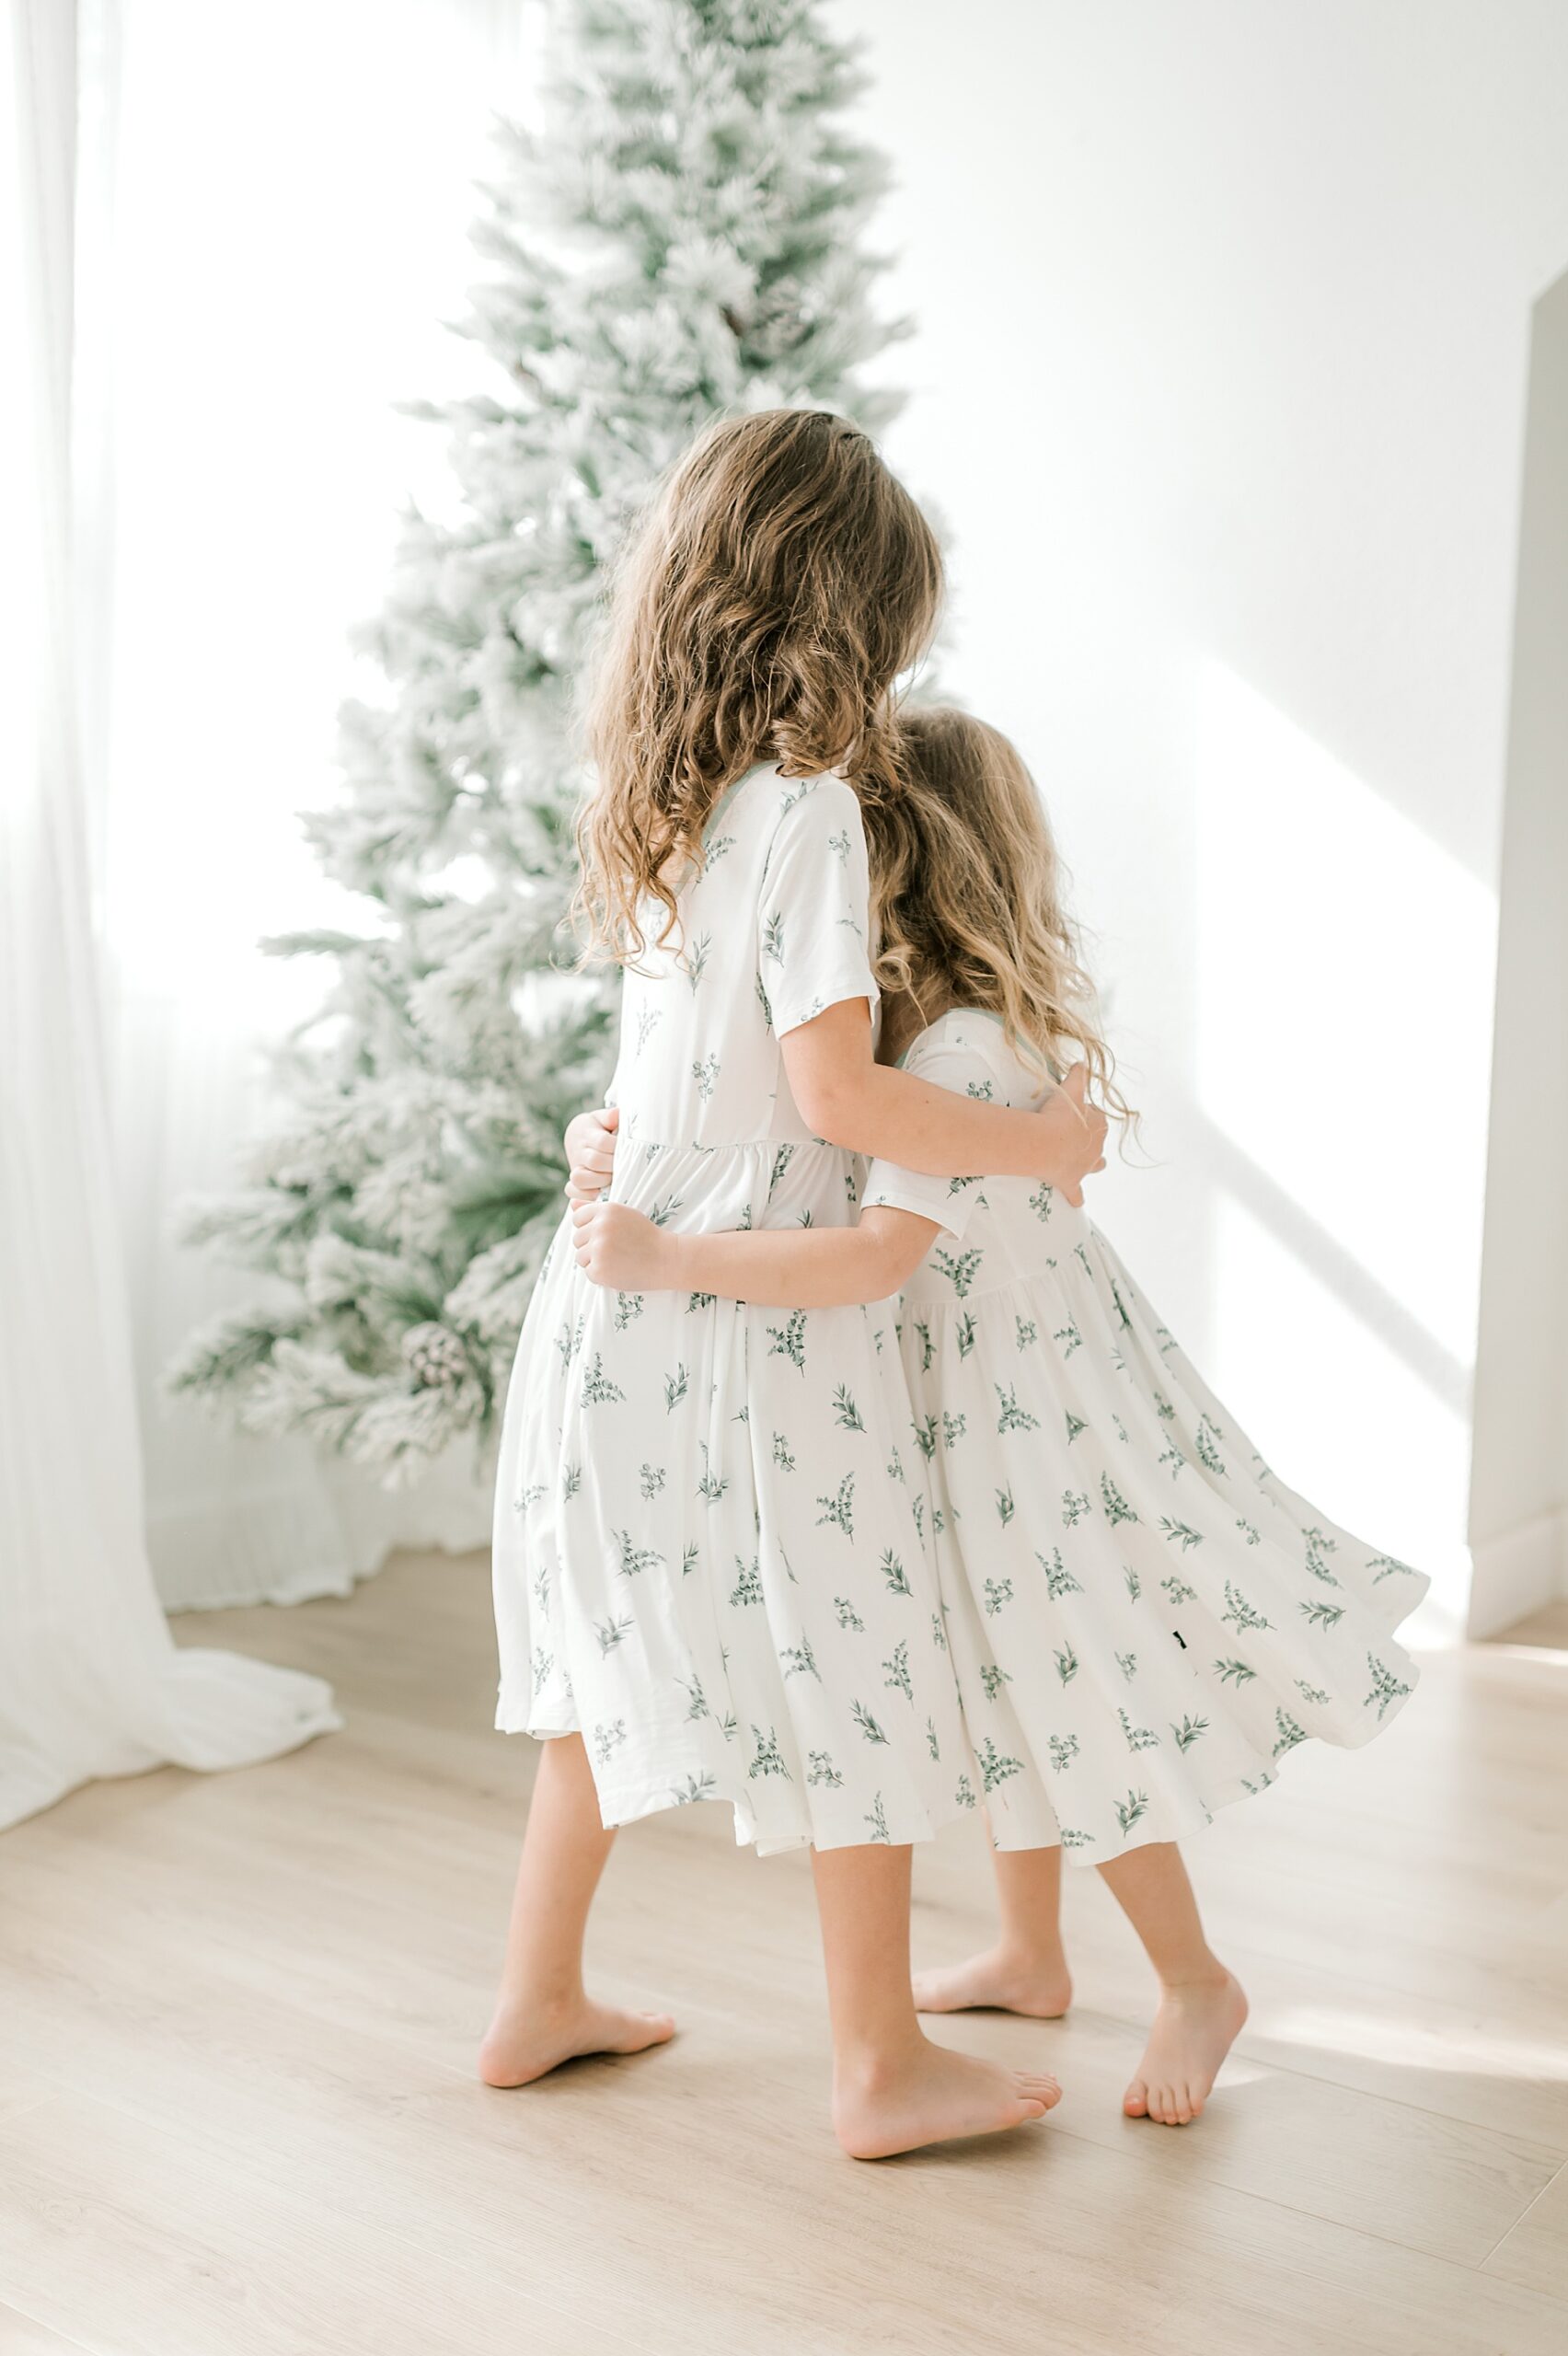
[912,1946,1073,2020]
[834,2037,1061,2160]
[478,1995,675,2089]
[1123,1969,1248,2125]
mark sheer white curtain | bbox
[0,0,338,1829]
[77,0,537,1607]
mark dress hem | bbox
[496,1693,975,1857]
[987,1657,1424,1867]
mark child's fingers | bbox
[563,1104,619,1196]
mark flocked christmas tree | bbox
[168,0,907,1481]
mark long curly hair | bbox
[577,409,942,959]
[882,704,1133,1127]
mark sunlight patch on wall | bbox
[1194,661,1492,1617]
[1195,659,1495,1368]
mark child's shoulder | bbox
[900,1011,1043,1109]
[750,768,863,871]
[712,764,857,841]
[772,768,859,826]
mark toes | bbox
[1124,2079,1148,2118]
[610,2010,675,2053]
[1003,2069,1058,2124]
[913,1976,974,2015]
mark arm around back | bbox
[571,1198,937,1309]
[780,999,1105,1197]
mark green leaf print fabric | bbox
[864,1011,1429,1865]
[491,769,973,1854]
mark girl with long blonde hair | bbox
[484,413,1105,2159]
[573,702,1427,2131]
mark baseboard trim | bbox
[1467,1507,1567,1638]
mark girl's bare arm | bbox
[571,1198,938,1308]
[780,999,1104,1197]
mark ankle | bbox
[993,1934,1067,1976]
[491,1975,586,2023]
[834,2025,928,2090]
[1156,1957,1232,1996]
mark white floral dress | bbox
[491,768,974,1854]
[862,1011,1429,1863]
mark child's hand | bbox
[1036,1065,1108,1207]
[563,1104,618,1203]
[571,1199,676,1290]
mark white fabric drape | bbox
[0,0,339,1829]
[75,0,534,1606]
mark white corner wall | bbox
[837,0,1568,1634]
[1469,267,1568,1635]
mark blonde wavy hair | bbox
[882,705,1133,1126]
[577,409,943,959]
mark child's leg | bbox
[1096,1841,1247,2126]
[478,1733,674,2088]
[911,1844,1072,2019]
[812,1842,1061,2158]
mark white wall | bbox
[836,0,1568,1633]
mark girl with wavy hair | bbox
[484,413,1105,2158]
[573,703,1427,2131]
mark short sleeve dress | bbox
[864,1011,1429,1863]
[491,769,975,1854]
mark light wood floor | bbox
[2,1554,1566,2356]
